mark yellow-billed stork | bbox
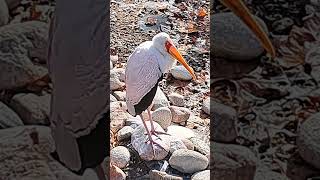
[125,0,275,153]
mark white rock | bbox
[191,170,210,180]
[110,69,125,91]
[113,68,126,82]
[189,137,210,155]
[151,107,172,129]
[110,60,113,69]
[117,126,134,141]
[202,98,210,115]
[167,125,195,139]
[169,106,191,123]
[170,66,193,81]
[169,149,209,173]
[131,121,169,161]
[0,101,23,128]
[10,93,50,125]
[168,93,185,107]
[110,146,131,169]
[152,87,170,110]
[0,0,9,26]
[113,91,126,101]
[110,94,117,102]
[110,55,119,63]
[168,137,187,153]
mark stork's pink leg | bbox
[139,114,167,156]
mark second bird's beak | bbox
[220,0,276,58]
[166,41,197,80]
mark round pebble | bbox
[170,66,193,81]
[110,146,131,169]
[117,126,134,141]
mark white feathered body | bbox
[125,41,176,116]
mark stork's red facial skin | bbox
[165,41,173,52]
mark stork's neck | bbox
[151,45,176,74]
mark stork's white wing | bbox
[125,45,162,115]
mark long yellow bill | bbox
[168,44,196,80]
[220,0,276,58]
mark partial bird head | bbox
[220,0,276,58]
[152,32,196,80]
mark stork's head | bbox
[221,0,276,57]
[152,32,196,80]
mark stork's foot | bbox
[145,136,168,157]
[150,130,169,139]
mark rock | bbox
[151,107,172,129]
[110,55,119,63]
[202,98,210,115]
[152,87,170,110]
[4,0,19,9]
[0,0,9,26]
[191,170,210,180]
[167,136,187,153]
[10,93,50,125]
[168,93,184,107]
[169,106,191,123]
[117,126,134,141]
[272,17,294,34]
[181,138,194,150]
[125,116,143,129]
[110,60,113,69]
[297,112,320,169]
[110,101,130,133]
[110,94,117,102]
[0,101,23,128]
[110,146,130,169]
[0,21,49,90]
[113,91,126,101]
[110,165,126,180]
[131,121,169,161]
[211,142,257,180]
[212,12,268,61]
[211,100,237,143]
[149,170,183,180]
[0,126,83,179]
[254,167,290,180]
[169,149,208,173]
[189,137,210,155]
[167,125,195,139]
[111,69,125,91]
[170,66,193,81]
[113,68,126,82]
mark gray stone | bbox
[211,100,238,143]
[110,146,130,169]
[131,121,169,161]
[202,98,210,115]
[0,126,83,179]
[297,112,320,169]
[117,126,134,141]
[167,125,195,140]
[152,87,170,110]
[211,142,257,180]
[189,137,210,155]
[169,106,191,123]
[110,69,125,91]
[151,107,172,129]
[0,21,49,90]
[0,0,9,26]
[212,12,268,61]
[113,68,126,82]
[170,66,193,81]
[168,93,184,107]
[169,149,209,173]
[191,170,210,180]
[0,101,23,128]
[10,93,50,125]
[110,101,130,133]
[181,138,194,150]
[113,91,126,101]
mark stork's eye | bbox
[165,41,172,52]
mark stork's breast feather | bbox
[125,52,162,106]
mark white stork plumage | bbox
[125,0,276,153]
